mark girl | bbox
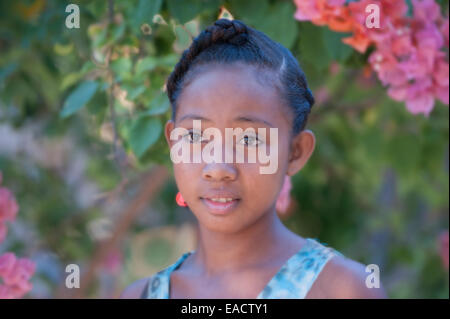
[121,19,387,299]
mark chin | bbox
[195,214,249,234]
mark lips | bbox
[200,190,240,201]
[200,190,240,215]
[201,198,240,214]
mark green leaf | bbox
[231,0,297,49]
[173,24,193,53]
[184,20,200,38]
[298,22,331,69]
[129,116,162,158]
[131,0,163,33]
[110,23,126,43]
[159,54,180,68]
[111,57,132,79]
[144,92,170,116]
[60,81,99,118]
[256,2,298,49]
[91,26,108,48]
[167,0,221,24]
[86,91,108,117]
[126,85,147,100]
[135,57,158,75]
[322,28,353,63]
[230,0,269,26]
[61,72,82,91]
[0,62,18,84]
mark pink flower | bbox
[369,50,408,86]
[100,249,122,275]
[391,32,413,57]
[0,223,7,243]
[294,0,449,116]
[329,62,340,75]
[0,253,35,299]
[387,85,408,101]
[432,56,449,105]
[347,0,380,25]
[0,252,16,278]
[412,0,442,22]
[0,283,31,299]
[434,58,450,87]
[402,77,435,115]
[2,258,35,288]
[399,49,434,80]
[415,23,444,51]
[441,17,449,46]
[276,175,292,214]
[434,85,450,105]
[327,0,346,6]
[0,284,15,299]
[405,89,435,116]
[314,86,330,105]
[294,0,322,21]
[438,230,449,270]
[0,187,19,223]
[0,172,35,299]
[383,0,409,19]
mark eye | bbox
[239,134,261,147]
[183,130,206,144]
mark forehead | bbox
[175,63,290,126]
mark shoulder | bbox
[119,277,152,299]
[309,253,388,299]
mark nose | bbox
[201,131,238,182]
[202,163,237,182]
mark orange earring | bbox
[176,191,188,207]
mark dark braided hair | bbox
[166,18,315,136]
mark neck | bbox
[191,207,300,278]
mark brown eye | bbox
[239,134,260,146]
[183,130,205,143]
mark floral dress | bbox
[141,237,344,299]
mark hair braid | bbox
[166,19,248,105]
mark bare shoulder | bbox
[309,253,388,299]
[119,277,151,299]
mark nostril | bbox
[202,164,238,182]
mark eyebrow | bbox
[177,114,275,128]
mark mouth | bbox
[199,196,241,215]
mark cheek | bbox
[173,163,200,197]
[238,163,283,207]
[241,139,290,205]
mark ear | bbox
[286,129,315,176]
[164,120,175,149]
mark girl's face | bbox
[165,63,315,233]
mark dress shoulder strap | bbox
[257,238,343,299]
[144,251,193,299]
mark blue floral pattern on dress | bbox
[144,237,344,299]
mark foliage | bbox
[0,0,448,298]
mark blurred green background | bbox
[0,0,448,298]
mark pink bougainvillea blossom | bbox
[412,0,442,22]
[100,248,123,275]
[0,171,35,299]
[441,18,449,46]
[293,0,449,116]
[438,230,449,270]
[0,252,35,299]
[0,187,19,223]
[293,0,323,21]
[0,255,35,290]
[0,223,7,243]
